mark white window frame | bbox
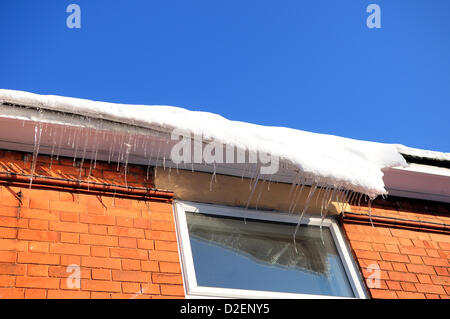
[173,200,368,299]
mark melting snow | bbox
[0,89,422,199]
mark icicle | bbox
[368,198,374,227]
[255,180,265,210]
[293,183,318,252]
[245,167,260,209]
[56,128,64,160]
[78,132,89,181]
[29,122,43,188]
[123,141,132,187]
[209,164,217,192]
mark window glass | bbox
[186,212,354,297]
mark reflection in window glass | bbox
[186,212,354,297]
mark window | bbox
[174,201,368,299]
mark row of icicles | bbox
[26,117,377,251]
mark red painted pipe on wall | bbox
[0,171,173,202]
[342,211,450,234]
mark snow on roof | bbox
[395,144,450,162]
[3,88,444,199]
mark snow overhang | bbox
[1,89,448,203]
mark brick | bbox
[134,218,152,229]
[396,291,426,299]
[82,280,121,292]
[160,284,184,296]
[155,241,178,252]
[0,216,18,228]
[79,214,115,225]
[18,252,59,265]
[415,283,446,295]
[386,281,401,290]
[49,221,88,233]
[48,266,89,280]
[29,199,49,210]
[408,255,423,264]
[81,257,121,270]
[145,230,177,241]
[18,229,59,242]
[400,246,427,256]
[92,268,111,280]
[49,243,90,256]
[0,251,16,263]
[107,226,145,238]
[0,239,27,251]
[0,287,24,299]
[119,237,137,248]
[0,263,26,275]
[49,201,86,213]
[406,264,435,275]
[430,275,450,286]
[400,282,417,292]
[137,239,154,250]
[20,208,58,221]
[60,232,79,243]
[60,212,79,223]
[392,263,407,272]
[25,289,47,299]
[110,248,148,260]
[27,265,48,277]
[426,249,440,258]
[80,234,118,247]
[91,246,109,257]
[116,217,133,227]
[434,267,449,276]
[0,206,19,218]
[149,211,173,222]
[152,274,182,285]
[122,259,141,271]
[422,257,449,267]
[141,261,159,272]
[16,276,59,289]
[28,241,49,253]
[388,271,418,283]
[122,282,141,294]
[91,291,110,299]
[381,252,409,263]
[150,251,180,263]
[152,221,175,232]
[112,270,151,283]
[159,262,181,274]
[140,283,161,295]
[29,219,48,230]
[47,290,90,299]
[60,255,81,266]
[0,227,17,238]
[104,207,140,219]
[89,224,108,235]
[0,275,15,287]
[416,274,432,284]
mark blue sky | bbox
[1,1,449,152]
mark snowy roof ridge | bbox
[395,144,450,162]
[0,89,413,198]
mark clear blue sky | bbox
[1,1,449,152]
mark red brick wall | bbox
[0,150,184,299]
[342,198,450,299]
